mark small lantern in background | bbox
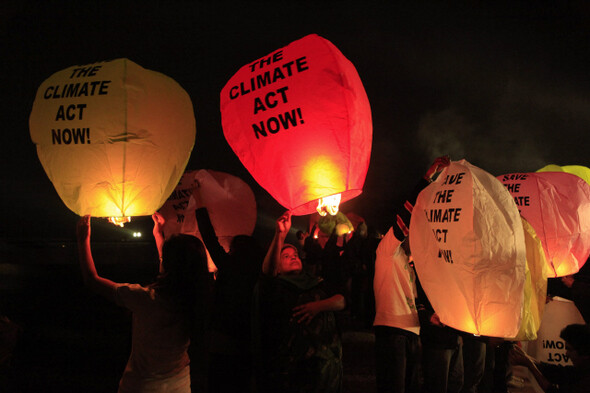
[158,169,257,251]
[537,164,590,186]
[498,171,590,277]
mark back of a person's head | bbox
[230,235,264,269]
[560,323,590,356]
[158,234,211,308]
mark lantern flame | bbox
[316,194,341,216]
[108,216,131,227]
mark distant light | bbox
[133,232,142,238]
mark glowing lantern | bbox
[525,297,585,366]
[410,159,526,337]
[158,169,257,251]
[220,34,372,216]
[537,164,590,186]
[512,218,548,341]
[310,211,364,247]
[318,211,354,236]
[498,171,590,277]
[29,59,195,224]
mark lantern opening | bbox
[108,216,131,227]
[316,194,341,216]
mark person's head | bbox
[560,323,590,368]
[278,243,302,275]
[357,221,368,238]
[157,234,211,309]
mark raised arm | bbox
[152,212,166,273]
[192,182,230,269]
[77,215,118,301]
[424,155,451,182]
[262,211,291,276]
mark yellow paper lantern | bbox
[29,59,196,223]
[537,164,590,186]
[512,218,548,341]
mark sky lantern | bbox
[29,58,195,225]
[498,171,590,277]
[537,164,590,186]
[525,297,585,366]
[158,169,257,252]
[220,34,372,216]
[410,159,526,337]
[512,218,548,341]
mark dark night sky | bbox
[1,1,589,243]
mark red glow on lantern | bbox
[220,34,372,216]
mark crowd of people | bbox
[75,155,590,393]
[3,156,588,393]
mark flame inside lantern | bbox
[316,193,342,216]
[108,216,131,227]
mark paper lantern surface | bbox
[410,159,526,337]
[526,297,585,366]
[512,218,548,341]
[537,164,590,186]
[220,34,372,215]
[498,171,590,277]
[158,169,257,251]
[30,59,195,219]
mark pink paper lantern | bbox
[498,171,590,277]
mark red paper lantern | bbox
[220,34,372,215]
[498,172,590,277]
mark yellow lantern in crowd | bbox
[537,164,590,186]
[512,218,548,341]
[29,59,196,224]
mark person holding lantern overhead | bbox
[252,210,346,393]
[412,156,465,393]
[76,215,213,393]
[373,156,450,393]
[190,182,264,393]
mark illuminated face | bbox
[279,246,302,274]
